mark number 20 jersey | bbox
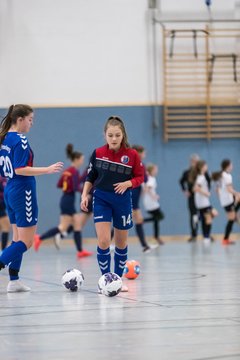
[0,132,34,182]
[0,132,38,226]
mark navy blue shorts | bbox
[93,188,133,230]
[199,206,212,217]
[4,179,38,227]
[60,193,77,216]
[224,202,235,212]
[131,187,141,210]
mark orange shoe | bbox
[33,234,42,251]
[222,239,235,246]
[77,249,93,258]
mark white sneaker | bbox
[150,244,159,249]
[7,280,31,293]
[203,238,211,245]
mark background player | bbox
[179,154,200,242]
[54,165,94,251]
[143,163,164,245]
[81,116,144,292]
[179,154,212,242]
[34,144,93,258]
[0,104,63,292]
[212,159,240,245]
[191,160,218,244]
[131,145,152,253]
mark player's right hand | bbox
[81,196,89,212]
[47,162,64,174]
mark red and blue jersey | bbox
[57,166,80,194]
[0,132,34,184]
[86,144,144,192]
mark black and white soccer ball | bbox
[98,272,122,297]
[62,269,84,292]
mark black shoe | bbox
[142,246,151,253]
[210,236,215,242]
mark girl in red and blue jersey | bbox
[34,144,93,258]
[0,104,63,292]
[0,175,10,251]
[81,116,144,292]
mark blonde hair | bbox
[146,163,157,175]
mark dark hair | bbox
[132,144,145,153]
[104,116,130,148]
[66,144,83,161]
[221,159,231,171]
[189,160,206,184]
[0,104,33,145]
[212,159,231,181]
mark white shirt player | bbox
[143,175,160,211]
[194,174,210,209]
[217,171,234,207]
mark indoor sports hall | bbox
[0,1,239,359]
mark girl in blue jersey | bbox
[0,104,63,292]
[34,144,93,258]
[81,116,144,292]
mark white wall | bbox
[0,0,151,106]
[0,0,237,107]
[161,0,237,11]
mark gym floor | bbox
[0,238,240,360]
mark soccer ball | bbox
[98,272,122,297]
[62,268,84,292]
[123,260,140,279]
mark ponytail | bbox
[0,105,14,145]
[65,143,83,161]
[212,171,222,181]
[212,159,231,182]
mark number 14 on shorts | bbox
[121,214,132,227]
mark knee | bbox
[228,212,236,221]
[58,225,68,233]
[98,239,110,249]
[115,238,128,249]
